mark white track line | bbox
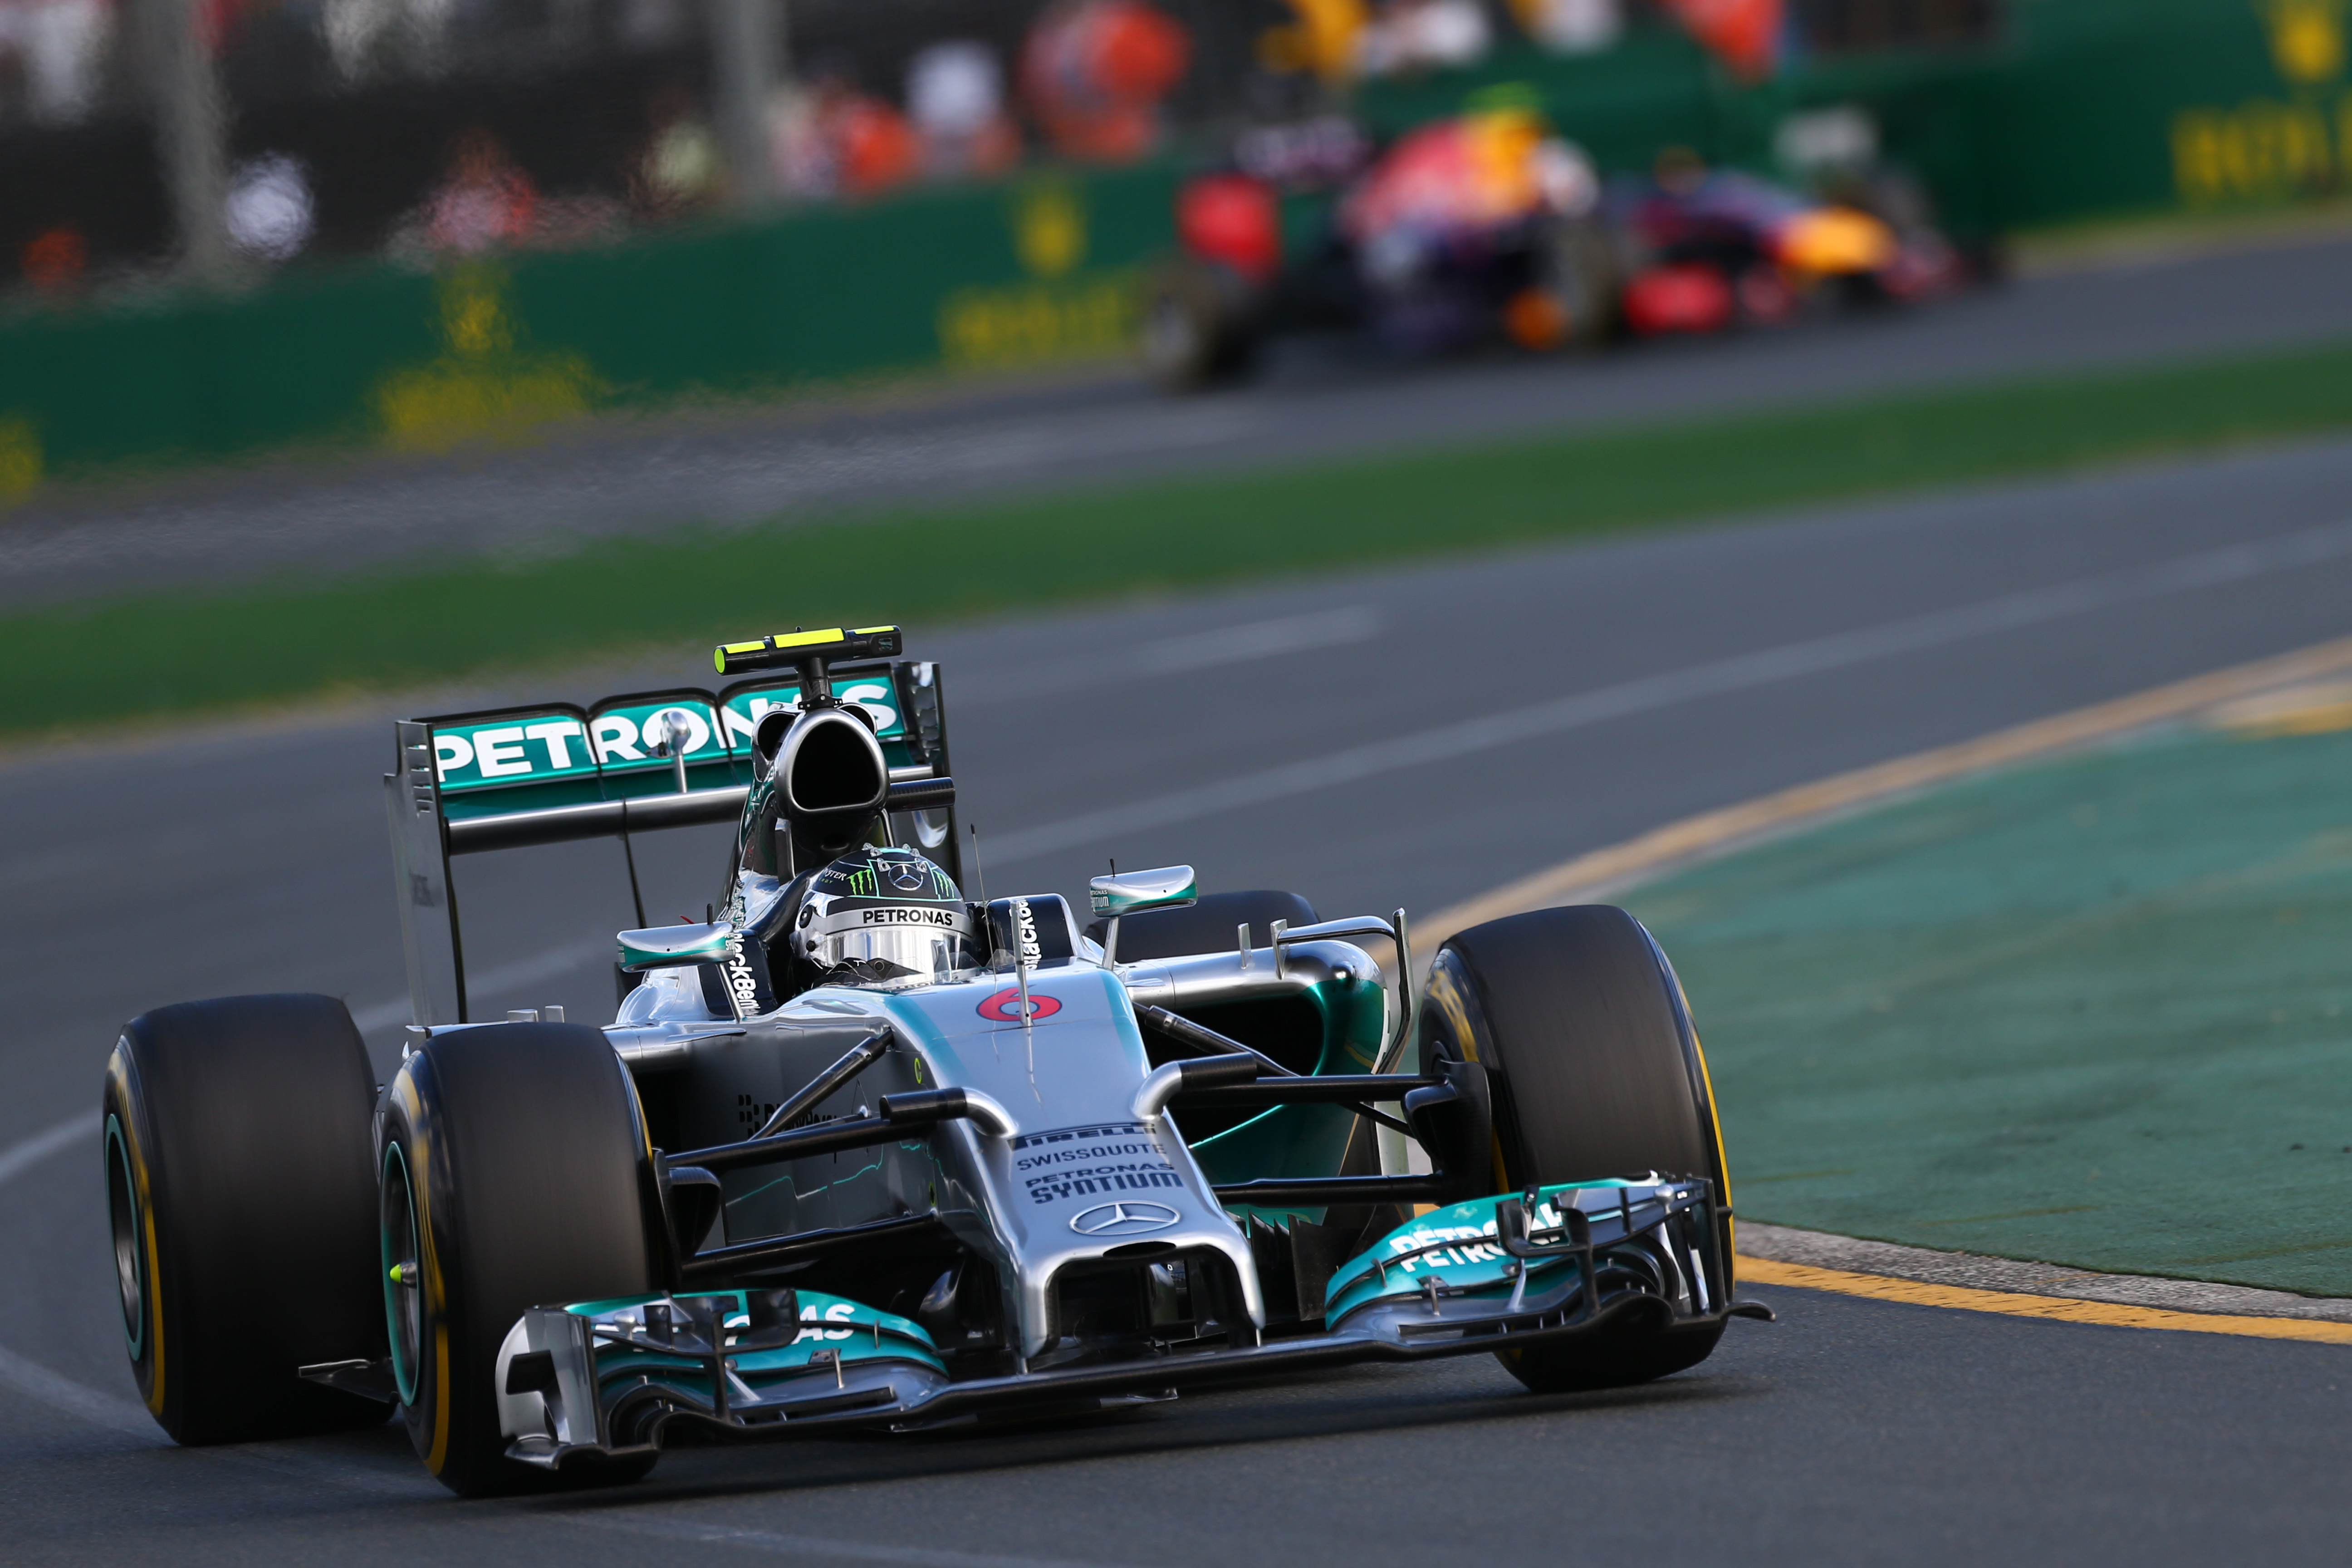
[964,607,1385,707]
[0,1339,158,1441]
[0,1116,84,1189]
[984,519,2352,864]
[1134,607,1383,677]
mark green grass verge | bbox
[1626,720,2352,1295]
[15,334,2352,740]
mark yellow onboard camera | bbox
[714,626,903,677]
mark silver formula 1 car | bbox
[100,625,1769,1494]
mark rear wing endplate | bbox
[385,659,956,1027]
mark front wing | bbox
[495,1177,1771,1470]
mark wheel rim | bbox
[103,1115,144,1359]
[380,1141,422,1406]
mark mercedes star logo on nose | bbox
[1068,1201,1181,1236]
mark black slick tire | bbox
[1419,905,1731,1393]
[101,993,392,1444]
[379,1022,658,1495]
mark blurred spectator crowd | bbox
[0,0,1992,300]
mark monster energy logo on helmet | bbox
[813,847,961,903]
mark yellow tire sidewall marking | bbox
[107,1045,167,1416]
[393,1069,455,1474]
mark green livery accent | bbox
[617,924,735,971]
[568,1289,944,1401]
[432,678,906,796]
[380,1140,422,1407]
[1319,1181,1660,1326]
[431,709,605,793]
[1087,866,1197,918]
[1191,967,1387,1220]
[591,697,733,780]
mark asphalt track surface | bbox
[12,230,2352,607]
[8,422,2352,1559]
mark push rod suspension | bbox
[751,1026,892,1140]
[1137,1005,1417,1136]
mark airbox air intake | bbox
[775,706,888,817]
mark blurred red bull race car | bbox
[1606,147,1971,335]
[1142,108,1977,389]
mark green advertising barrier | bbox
[1349,0,2332,239]
[0,0,2341,495]
[1356,0,2352,233]
[0,163,1176,491]
[1981,0,2301,221]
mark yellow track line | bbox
[1419,630,2352,953]
[1396,634,2352,1340]
[1737,1255,2352,1345]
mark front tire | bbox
[1420,905,1731,1393]
[102,994,392,1444]
[380,1022,659,1495]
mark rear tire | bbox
[380,1023,659,1495]
[1420,906,1730,1393]
[102,994,392,1444]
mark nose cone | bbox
[1776,206,1897,275]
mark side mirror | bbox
[1088,865,1197,919]
[619,921,735,973]
[1087,866,1196,965]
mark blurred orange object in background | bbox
[1659,0,1782,78]
[426,130,539,254]
[1177,172,1281,281]
[1502,285,1570,349]
[832,93,921,196]
[1339,109,1555,243]
[1023,0,1191,163]
[20,225,87,293]
[1622,263,1734,333]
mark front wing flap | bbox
[498,1179,1770,1469]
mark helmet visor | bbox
[808,904,979,982]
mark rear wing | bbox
[385,658,957,1027]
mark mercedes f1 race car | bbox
[100,625,1768,1494]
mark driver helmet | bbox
[793,847,978,983]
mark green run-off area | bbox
[17,336,2352,743]
[1629,717,2352,1296]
